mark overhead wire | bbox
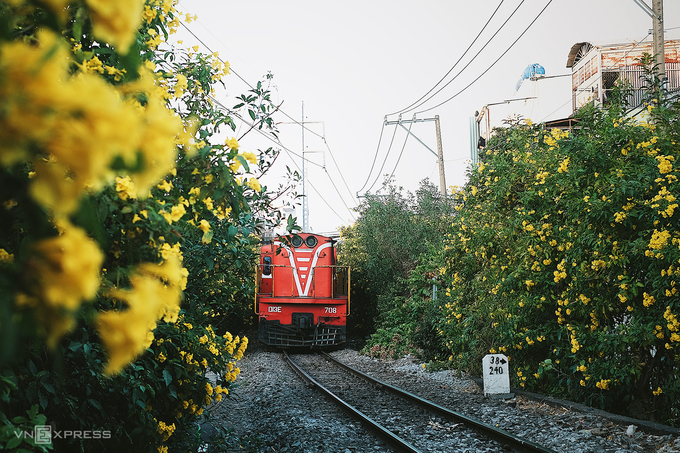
[322,166,357,221]
[356,120,386,194]
[383,120,414,186]
[214,97,357,222]
[397,0,526,117]
[322,137,358,211]
[361,121,400,195]
[210,96,324,168]
[363,0,530,199]
[387,0,506,117]
[178,17,358,224]
[416,0,555,115]
[179,20,324,142]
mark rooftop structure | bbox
[567,39,680,112]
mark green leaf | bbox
[162,369,172,386]
[6,436,23,449]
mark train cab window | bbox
[263,256,272,275]
[305,236,318,248]
[291,235,303,248]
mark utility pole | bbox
[434,115,446,196]
[633,0,665,83]
[301,101,307,232]
[383,115,447,196]
[653,0,665,83]
[278,102,324,232]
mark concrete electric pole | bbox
[653,0,665,82]
[633,0,665,82]
[384,115,447,196]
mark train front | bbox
[255,233,350,347]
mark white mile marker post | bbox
[482,353,513,398]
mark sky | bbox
[172,0,680,234]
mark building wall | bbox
[570,40,680,113]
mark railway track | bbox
[284,351,557,453]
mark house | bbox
[567,39,680,112]
[469,39,680,163]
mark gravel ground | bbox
[210,346,680,453]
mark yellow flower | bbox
[198,219,210,233]
[595,379,610,390]
[116,176,136,200]
[558,157,570,173]
[157,420,176,441]
[225,137,239,150]
[173,73,188,98]
[157,180,173,192]
[246,178,262,192]
[242,151,257,164]
[85,0,145,52]
[31,221,103,346]
[96,256,183,375]
[648,229,671,250]
[656,155,674,174]
[0,248,14,264]
[161,204,186,224]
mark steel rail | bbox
[320,352,557,453]
[282,351,422,453]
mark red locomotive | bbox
[255,233,350,347]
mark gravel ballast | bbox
[211,347,680,452]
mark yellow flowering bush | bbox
[0,0,296,451]
[429,74,680,425]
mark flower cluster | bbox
[433,101,680,422]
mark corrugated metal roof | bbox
[567,40,680,68]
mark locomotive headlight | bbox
[291,235,304,248]
[305,236,318,248]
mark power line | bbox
[406,0,528,116]
[387,0,506,117]
[356,120,386,194]
[209,97,357,223]
[211,96,324,169]
[178,19,359,223]
[416,0,555,115]
[179,20,326,144]
[381,119,414,188]
[322,137,357,209]
[322,166,357,221]
[361,120,400,195]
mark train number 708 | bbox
[324,307,337,314]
